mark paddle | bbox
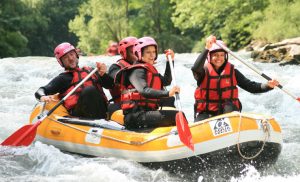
[1,67,98,147]
[167,54,194,151]
[215,42,300,103]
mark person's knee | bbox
[195,112,210,122]
[223,102,239,113]
[75,86,108,119]
[108,103,121,119]
[159,97,175,107]
[124,112,146,129]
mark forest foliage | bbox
[1,0,299,57]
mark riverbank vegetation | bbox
[1,0,299,57]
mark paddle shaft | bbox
[167,55,182,111]
[46,67,98,117]
[167,54,194,151]
[215,42,299,101]
[1,67,98,146]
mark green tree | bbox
[131,0,194,52]
[171,0,268,50]
[69,0,130,54]
[26,0,85,56]
[254,0,300,42]
[70,0,193,54]
[0,0,30,57]
[220,0,268,49]
[1,0,85,57]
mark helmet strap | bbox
[60,59,65,68]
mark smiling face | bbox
[141,45,157,64]
[61,50,78,69]
[210,51,226,70]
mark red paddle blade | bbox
[176,112,194,151]
[297,98,300,102]
[1,121,41,147]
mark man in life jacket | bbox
[108,36,138,104]
[35,42,114,119]
[191,35,279,121]
[115,37,180,129]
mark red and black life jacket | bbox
[59,66,107,110]
[194,62,240,114]
[120,63,162,111]
[109,59,131,103]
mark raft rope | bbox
[38,103,272,149]
[47,117,134,145]
[49,112,270,147]
[236,112,270,160]
[32,102,135,145]
[47,116,182,145]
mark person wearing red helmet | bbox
[115,37,179,129]
[108,36,138,104]
[35,42,114,119]
[192,35,279,121]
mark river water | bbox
[0,53,299,181]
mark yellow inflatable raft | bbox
[29,101,282,173]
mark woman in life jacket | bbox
[35,42,114,119]
[116,37,180,129]
[192,35,279,121]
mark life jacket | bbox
[120,63,162,111]
[109,59,131,103]
[194,62,240,115]
[59,66,107,110]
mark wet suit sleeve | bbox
[95,72,115,89]
[191,49,209,86]
[159,61,172,86]
[235,69,273,93]
[34,73,73,100]
[129,68,169,98]
[108,63,120,80]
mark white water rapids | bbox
[0,53,299,181]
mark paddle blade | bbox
[1,121,41,147]
[176,112,194,151]
[297,98,300,102]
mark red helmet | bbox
[54,42,78,67]
[134,37,158,61]
[207,40,228,63]
[118,37,138,59]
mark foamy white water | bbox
[0,53,299,181]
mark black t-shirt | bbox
[35,69,114,100]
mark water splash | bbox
[0,54,299,181]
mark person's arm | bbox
[191,49,208,85]
[129,68,169,98]
[159,61,172,86]
[95,62,114,89]
[235,69,273,93]
[108,63,120,80]
[35,87,47,100]
[34,73,72,100]
[96,72,115,89]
